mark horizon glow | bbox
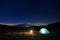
[0,22,59,26]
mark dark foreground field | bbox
[0,30,60,40]
[0,22,60,40]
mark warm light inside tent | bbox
[39,28,50,34]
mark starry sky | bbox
[0,0,60,24]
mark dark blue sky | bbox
[0,0,60,24]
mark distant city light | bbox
[26,25,29,27]
[39,28,50,34]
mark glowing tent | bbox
[39,28,50,34]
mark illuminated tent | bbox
[39,28,50,34]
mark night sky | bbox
[0,0,60,24]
